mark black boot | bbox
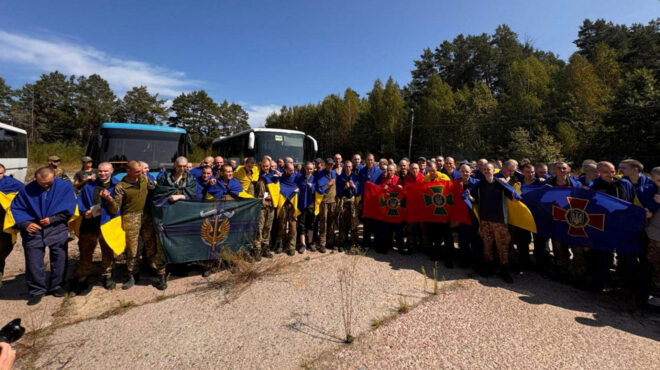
[122,274,136,290]
[103,276,116,290]
[155,273,168,290]
[500,266,513,284]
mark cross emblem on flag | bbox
[423,185,453,215]
[552,197,605,237]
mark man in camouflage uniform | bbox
[253,157,275,260]
[102,160,164,290]
[47,155,71,182]
[316,158,337,252]
[276,163,298,256]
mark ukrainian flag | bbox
[0,176,24,243]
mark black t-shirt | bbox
[479,181,505,223]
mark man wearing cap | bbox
[73,156,97,194]
[417,157,428,175]
[48,155,71,182]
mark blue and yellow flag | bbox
[522,186,646,253]
[0,176,25,243]
[4,178,76,236]
[278,173,300,218]
[77,179,125,254]
[234,165,259,195]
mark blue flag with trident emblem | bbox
[521,186,646,254]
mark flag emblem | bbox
[423,185,453,215]
[380,192,405,216]
[552,197,605,237]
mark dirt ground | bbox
[1,234,659,369]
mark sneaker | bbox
[27,294,43,306]
[122,274,135,290]
[103,276,116,290]
[297,245,306,254]
[286,249,296,256]
[49,287,68,297]
[308,243,318,252]
[317,245,327,253]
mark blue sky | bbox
[0,0,657,126]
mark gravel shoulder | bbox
[2,237,659,369]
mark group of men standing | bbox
[1,152,659,309]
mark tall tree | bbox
[75,74,116,144]
[114,86,168,125]
[31,71,77,143]
[169,90,220,149]
[217,100,249,137]
[0,77,12,124]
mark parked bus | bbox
[211,128,317,165]
[0,122,28,181]
[86,122,190,180]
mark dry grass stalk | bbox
[433,262,439,295]
[338,255,361,344]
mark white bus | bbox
[212,128,318,165]
[0,122,28,181]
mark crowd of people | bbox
[0,152,658,310]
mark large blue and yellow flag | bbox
[77,179,126,255]
[277,172,300,218]
[4,178,77,235]
[314,169,336,215]
[151,199,261,264]
[522,186,646,253]
[0,176,25,243]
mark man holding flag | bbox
[423,162,454,266]
[296,162,317,252]
[254,158,277,259]
[102,161,159,290]
[468,163,521,283]
[8,167,76,305]
[358,154,382,250]
[0,164,24,288]
[276,163,299,255]
[336,160,359,252]
[72,162,118,294]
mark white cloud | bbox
[0,30,198,97]
[244,104,282,127]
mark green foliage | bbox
[508,126,563,163]
[113,86,168,125]
[0,77,12,123]
[28,143,85,165]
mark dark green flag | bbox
[152,199,261,264]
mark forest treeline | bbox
[265,18,659,166]
[0,76,250,150]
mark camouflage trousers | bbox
[76,230,114,279]
[255,206,275,251]
[479,221,511,265]
[122,212,143,273]
[277,202,297,251]
[337,197,358,245]
[0,231,13,275]
[141,213,165,275]
[318,202,337,247]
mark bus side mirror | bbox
[306,135,318,153]
[248,132,255,150]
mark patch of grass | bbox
[397,297,410,314]
[304,256,311,261]
[96,299,138,320]
[299,359,313,369]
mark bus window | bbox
[0,128,28,158]
[256,132,303,163]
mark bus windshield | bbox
[256,132,304,163]
[100,129,183,167]
[0,128,27,158]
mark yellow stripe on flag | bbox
[101,216,126,255]
[238,191,254,199]
[314,193,323,216]
[0,192,18,243]
[267,183,280,208]
[506,199,537,233]
[68,205,81,237]
[291,194,301,218]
